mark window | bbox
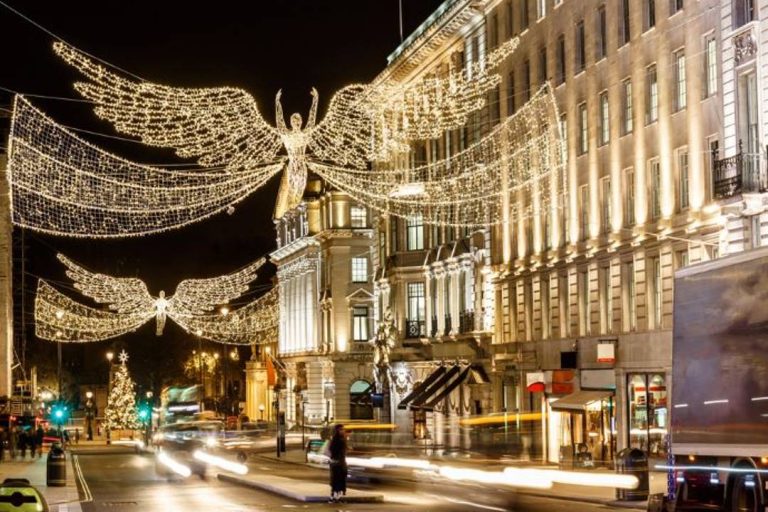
[624,261,636,331]
[349,379,374,420]
[523,60,531,102]
[620,0,631,45]
[649,256,662,328]
[351,206,367,228]
[622,79,633,135]
[538,46,547,86]
[628,374,668,456]
[705,36,718,97]
[490,86,501,126]
[596,5,607,60]
[559,114,568,164]
[489,13,499,49]
[734,0,756,28]
[579,184,590,240]
[625,168,635,226]
[751,215,764,248]
[649,158,661,220]
[578,270,589,336]
[674,50,686,111]
[678,149,689,210]
[406,215,424,250]
[521,0,530,30]
[506,71,516,115]
[675,249,689,269]
[578,103,588,155]
[541,275,551,339]
[575,20,586,73]
[505,0,515,38]
[407,282,426,336]
[670,0,683,14]
[390,219,398,252]
[599,91,610,145]
[558,273,569,337]
[537,0,546,19]
[353,307,369,341]
[601,177,612,233]
[556,34,566,85]
[646,64,658,124]
[600,266,612,333]
[644,0,656,31]
[351,257,368,283]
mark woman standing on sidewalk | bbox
[328,424,348,503]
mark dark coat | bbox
[328,433,347,493]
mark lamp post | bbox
[55,310,64,402]
[85,391,96,441]
[145,391,153,446]
[213,352,220,413]
[106,351,114,444]
[258,404,265,421]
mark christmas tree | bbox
[104,350,140,431]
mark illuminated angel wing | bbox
[53,42,282,170]
[309,37,520,167]
[57,254,156,315]
[168,257,266,316]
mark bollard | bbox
[46,443,66,487]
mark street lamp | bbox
[258,404,265,421]
[106,351,114,363]
[105,351,114,445]
[84,391,96,441]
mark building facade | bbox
[270,177,377,427]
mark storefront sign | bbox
[581,369,616,390]
[597,342,616,363]
[526,371,546,392]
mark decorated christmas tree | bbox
[104,350,140,431]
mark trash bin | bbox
[615,448,649,500]
[0,478,49,511]
[46,443,66,487]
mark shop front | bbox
[627,373,668,458]
[549,390,616,468]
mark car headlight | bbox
[205,437,218,448]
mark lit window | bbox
[622,79,633,135]
[650,256,662,328]
[646,64,658,124]
[599,91,610,145]
[351,206,367,228]
[601,177,611,233]
[579,184,590,240]
[649,158,661,220]
[351,257,368,283]
[705,36,718,97]
[353,307,369,341]
[578,103,588,155]
[625,168,635,226]
[674,50,686,111]
[678,149,689,210]
[406,215,424,251]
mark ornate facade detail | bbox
[734,30,757,65]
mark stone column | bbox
[245,360,269,422]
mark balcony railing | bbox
[713,141,767,199]
[430,316,438,338]
[459,310,475,334]
[444,314,452,336]
[404,320,426,339]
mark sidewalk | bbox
[0,451,82,512]
[254,447,666,509]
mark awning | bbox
[421,366,471,411]
[549,390,613,412]
[397,366,447,410]
[410,365,462,409]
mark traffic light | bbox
[51,403,68,424]
[137,404,151,423]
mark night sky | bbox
[0,0,445,396]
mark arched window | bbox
[349,380,373,420]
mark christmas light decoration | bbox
[35,255,278,345]
[311,86,565,227]
[104,351,141,431]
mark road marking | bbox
[72,455,93,503]
[426,494,509,512]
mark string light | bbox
[8,95,283,237]
[35,254,278,345]
[311,86,565,227]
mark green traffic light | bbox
[54,409,64,420]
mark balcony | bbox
[404,320,426,339]
[444,314,452,336]
[459,310,475,334]
[430,316,438,338]
[713,142,767,199]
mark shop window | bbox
[628,374,668,457]
[349,380,373,420]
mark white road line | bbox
[72,454,93,503]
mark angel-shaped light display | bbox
[36,254,278,345]
[7,36,563,238]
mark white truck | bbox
[665,246,768,512]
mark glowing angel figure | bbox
[51,38,523,220]
[275,88,319,210]
[56,254,265,336]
